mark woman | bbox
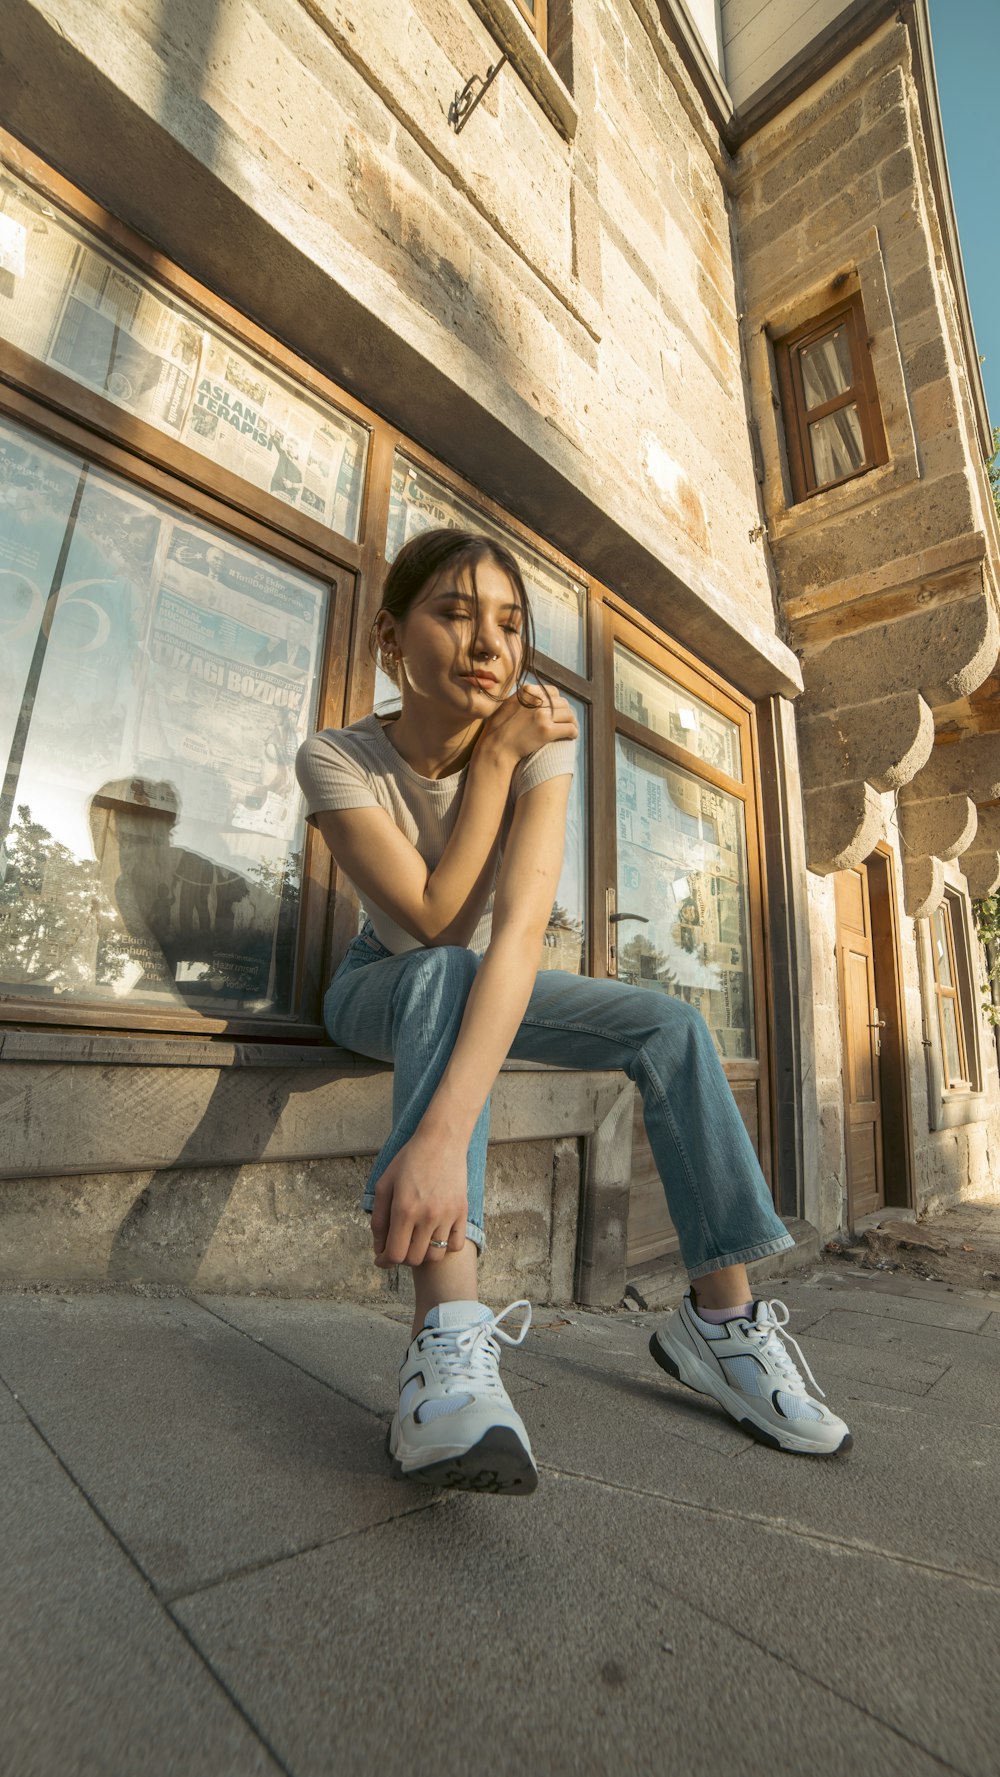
[296,528,851,1494]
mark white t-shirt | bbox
[295,713,575,954]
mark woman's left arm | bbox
[371,771,572,1266]
[423,770,572,1135]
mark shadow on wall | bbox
[106,1063,344,1285]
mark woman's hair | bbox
[368,527,537,703]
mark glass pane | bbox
[799,326,854,409]
[0,165,368,539]
[385,456,587,676]
[0,416,328,1017]
[615,736,755,1059]
[808,406,865,486]
[614,644,742,779]
[539,692,587,975]
[932,907,953,989]
[939,994,964,1085]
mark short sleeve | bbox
[295,731,380,825]
[511,739,577,800]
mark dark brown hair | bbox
[368,527,537,703]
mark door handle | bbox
[869,1006,886,1057]
[607,890,650,977]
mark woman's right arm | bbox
[314,689,577,948]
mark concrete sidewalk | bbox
[2,1263,998,1777]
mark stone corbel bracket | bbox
[795,587,999,893]
[899,735,1000,914]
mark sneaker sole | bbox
[649,1331,853,1457]
[385,1424,539,1494]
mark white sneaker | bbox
[387,1299,538,1493]
[650,1292,853,1456]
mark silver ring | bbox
[429,1239,449,1249]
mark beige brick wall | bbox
[733,20,993,635]
[2,0,791,682]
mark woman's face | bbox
[380,556,525,715]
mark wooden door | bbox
[834,865,885,1223]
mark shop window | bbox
[773,294,887,503]
[0,418,327,1022]
[928,890,980,1094]
[0,164,369,539]
[612,643,756,1064]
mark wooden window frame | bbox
[774,293,888,504]
[930,895,973,1087]
[511,0,548,51]
[0,126,773,1164]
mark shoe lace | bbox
[421,1300,532,1398]
[745,1299,824,1399]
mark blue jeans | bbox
[323,924,794,1279]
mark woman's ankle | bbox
[410,1245,480,1337]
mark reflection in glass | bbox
[614,644,741,779]
[808,406,865,486]
[939,995,964,1086]
[932,907,954,988]
[539,692,587,974]
[615,737,754,1059]
[0,417,326,1016]
[385,456,587,676]
[799,326,853,409]
[0,165,368,539]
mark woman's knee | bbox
[393,943,479,1014]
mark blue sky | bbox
[929,0,999,432]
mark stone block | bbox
[961,850,1000,899]
[902,733,1000,804]
[880,144,917,199]
[797,692,933,793]
[803,778,884,875]
[802,170,881,254]
[799,589,998,714]
[897,793,976,862]
[902,853,945,919]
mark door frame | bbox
[866,843,914,1215]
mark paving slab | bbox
[778,1282,993,1333]
[174,1471,955,1777]
[1,1420,279,1777]
[0,1293,430,1598]
[197,1294,544,1411]
[500,1312,1000,1586]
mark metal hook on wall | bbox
[448,53,508,134]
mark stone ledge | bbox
[0,1027,576,1073]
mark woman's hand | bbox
[477,682,578,765]
[370,1129,469,1268]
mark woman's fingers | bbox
[371,1177,393,1261]
[421,1226,455,1264]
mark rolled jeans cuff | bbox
[361,1197,485,1254]
[685,1230,797,1281]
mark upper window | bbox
[929,891,978,1094]
[512,0,547,47]
[773,294,887,503]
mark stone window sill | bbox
[767,456,912,545]
[466,0,578,142]
[930,1089,990,1133]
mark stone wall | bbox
[0,1139,582,1303]
[0,0,801,693]
[733,18,1000,898]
